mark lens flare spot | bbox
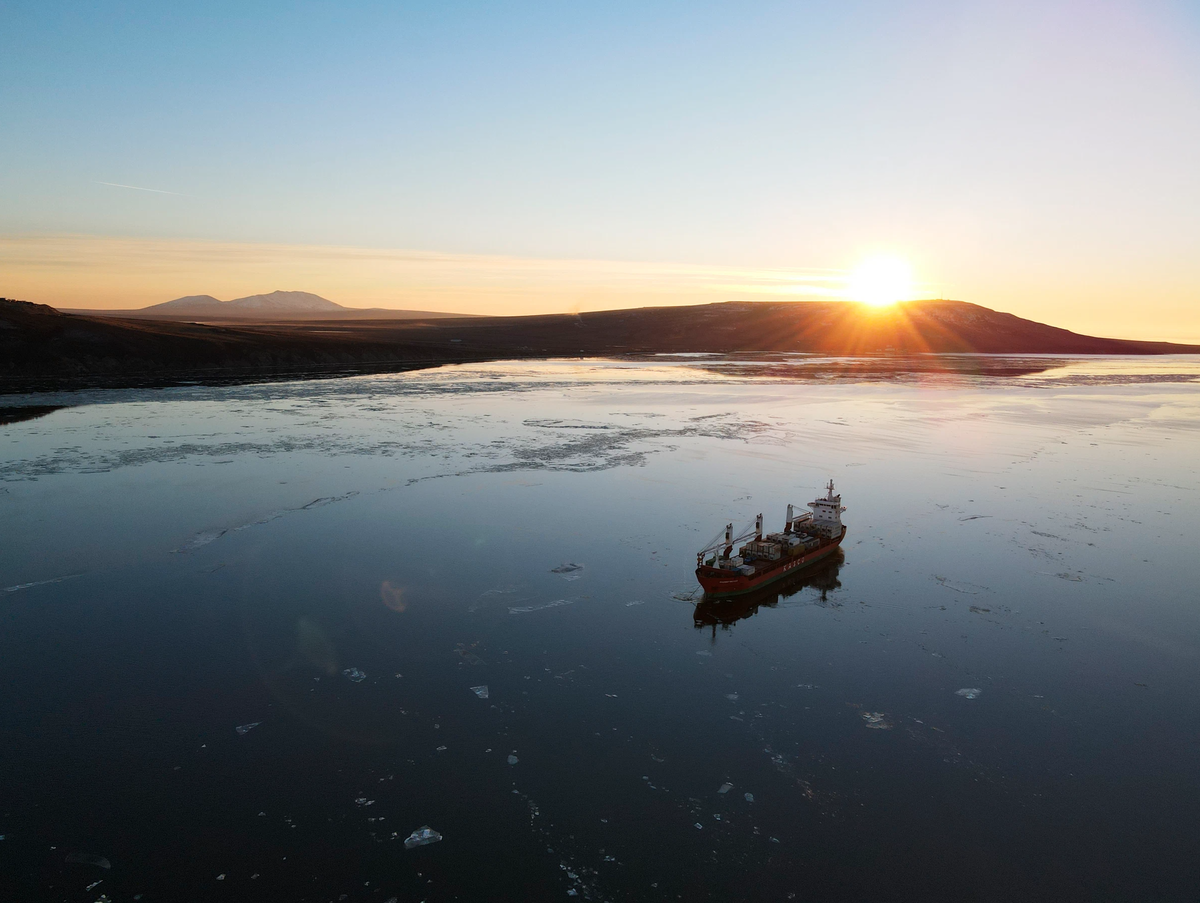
[380,580,406,612]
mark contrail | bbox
[95,180,180,195]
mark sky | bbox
[2,0,1198,340]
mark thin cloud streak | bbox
[94,181,181,195]
[0,234,850,315]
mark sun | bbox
[847,256,913,308]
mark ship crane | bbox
[696,520,760,567]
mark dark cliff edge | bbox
[2,297,1196,394]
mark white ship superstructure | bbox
[806,480,845,539]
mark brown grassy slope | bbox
[0,298,483,391]
[3,297,1196,393]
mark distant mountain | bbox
[225,290,344,312]
[137,290,344,316]
[63,291,471,321]
[150,294,226,311]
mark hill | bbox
[3,297,1197,393]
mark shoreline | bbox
[5,298,1199,396]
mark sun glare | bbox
[847,256,913,308]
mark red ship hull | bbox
[695,527,847,598]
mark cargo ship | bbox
[693,551,844,633]
[695,481,846,598]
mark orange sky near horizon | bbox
[1,233,1197,344]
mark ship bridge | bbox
[807,480,845,539]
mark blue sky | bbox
[2,1,1199,336]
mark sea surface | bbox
[2,354,1199,902]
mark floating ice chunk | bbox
[694,823,703,830]
[343,667,367,682]
[744,793,755,802]
[696,650,712,657]
[235,722,260,736]
[509,599,573,614]
[507,755,519,765]
[725,693,739,702]
[403,826,443,849]
[3,574,83,594]
[625,600,645,607]
[172,530,227,553]
[956,688,982,699]
[65,852,111,869]
[454,642,484,665]
[717,783,733,794]
[861,712,894,730]
[470,685,489,699]
[550,563,584,574]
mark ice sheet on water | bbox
[470,685,489,699]
[343,667,367,682]
[861,712,894,730]
[744,793,755,802]
[550,563,584,574]
[403,826,443,849]
[171,493,362,553]
[508,755,519,765]
[717,783,733,794]
[956,688,982,699]
[235,722,260,735]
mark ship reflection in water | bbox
[693,549,844,634]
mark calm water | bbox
[2,355,1199,902]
